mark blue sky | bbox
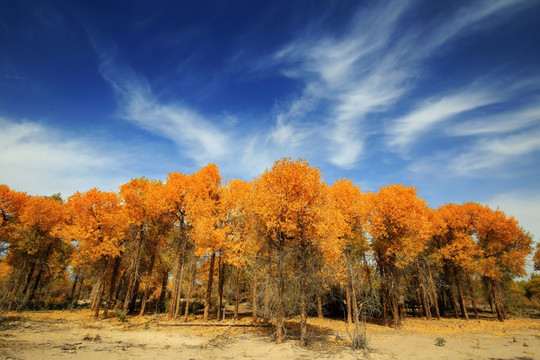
[1,0,540,253]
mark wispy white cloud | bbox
[85,1,533,182]
[418,0,525,55]
[238,134,278,177]
[448,104,540,136]
[387,89,499,150]
[270,96,316,149]
[0,117,127,197]
[91,41,329,181]
[271,116,301,148]
[271,0,524,168]
[482,130,540,156]
[274,1,411,168]
[414,128,540,177]
[97,46,230,165]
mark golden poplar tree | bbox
[187,164,225,321]
[251,158,344,344]
[62,189,128,318]
[366,184,433,326]
[473,204,532,321]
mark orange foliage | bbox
[20,196,64,233]
[119,177,170,252]
[1,158,536,326]
[251,158,345,261]
[0,261,12,280]
[436,202,532,280]
[62,188,128,264]
[473,204,532,279]
[15,195,64,255]
[0,184,27,238]
[120,177,164,227]
[329,179,366,239]
[187,164,227,256]
[221,179,258,269]
[437,203,481,271]
[328,179,367,285]
[367,184,433,268]
[163,171,191,221]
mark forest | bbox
[1,157,540,346]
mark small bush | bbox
[435,337,446,347]
[115,309,128,322]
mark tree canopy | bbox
[0,158,536,343]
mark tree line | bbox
[1,158,539,345]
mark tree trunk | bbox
[70,271,80,301]
[449,289,460,319]
[263,264,270,319]
[415,289,423,318]
[495,298,504,321]
[275,246,286,343]
[234,270,240,320]
[444,264,460,318]
[27,263,44,302]
[391,292,400,327]
[348,259,363,349]
[139,251,156,316]
[94,259,109,319]
[114,271,125,308]
[299,285,307,346]
[103,256,121,318]
[183,263,195,322]
[173,254,185,318]
[441,292,447,313]
[317,290,323,319]
[21,259,36,296]
[481,277,494,314]
[252,276,258,322]
[345,285,353,324]
[28,244,54,303]
[90,279,101,311]
[123,228,144,312]
[129,277,140,313]
[454,269,469,320]
[466,273,479,320]
[8,267,23,300]
[399,298,406,320]
[421,284,432,320]
[415,262,430,320]
[491,280,504,322]
[381,281,389,326]
[168,237,185,318]
[73,276,84,305]
[157,270,168,313]
[470,290,479,319]
[428,266,441,319]
[217,257,225,320]
[203,252,216,322]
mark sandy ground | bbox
[0,310,539,360]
